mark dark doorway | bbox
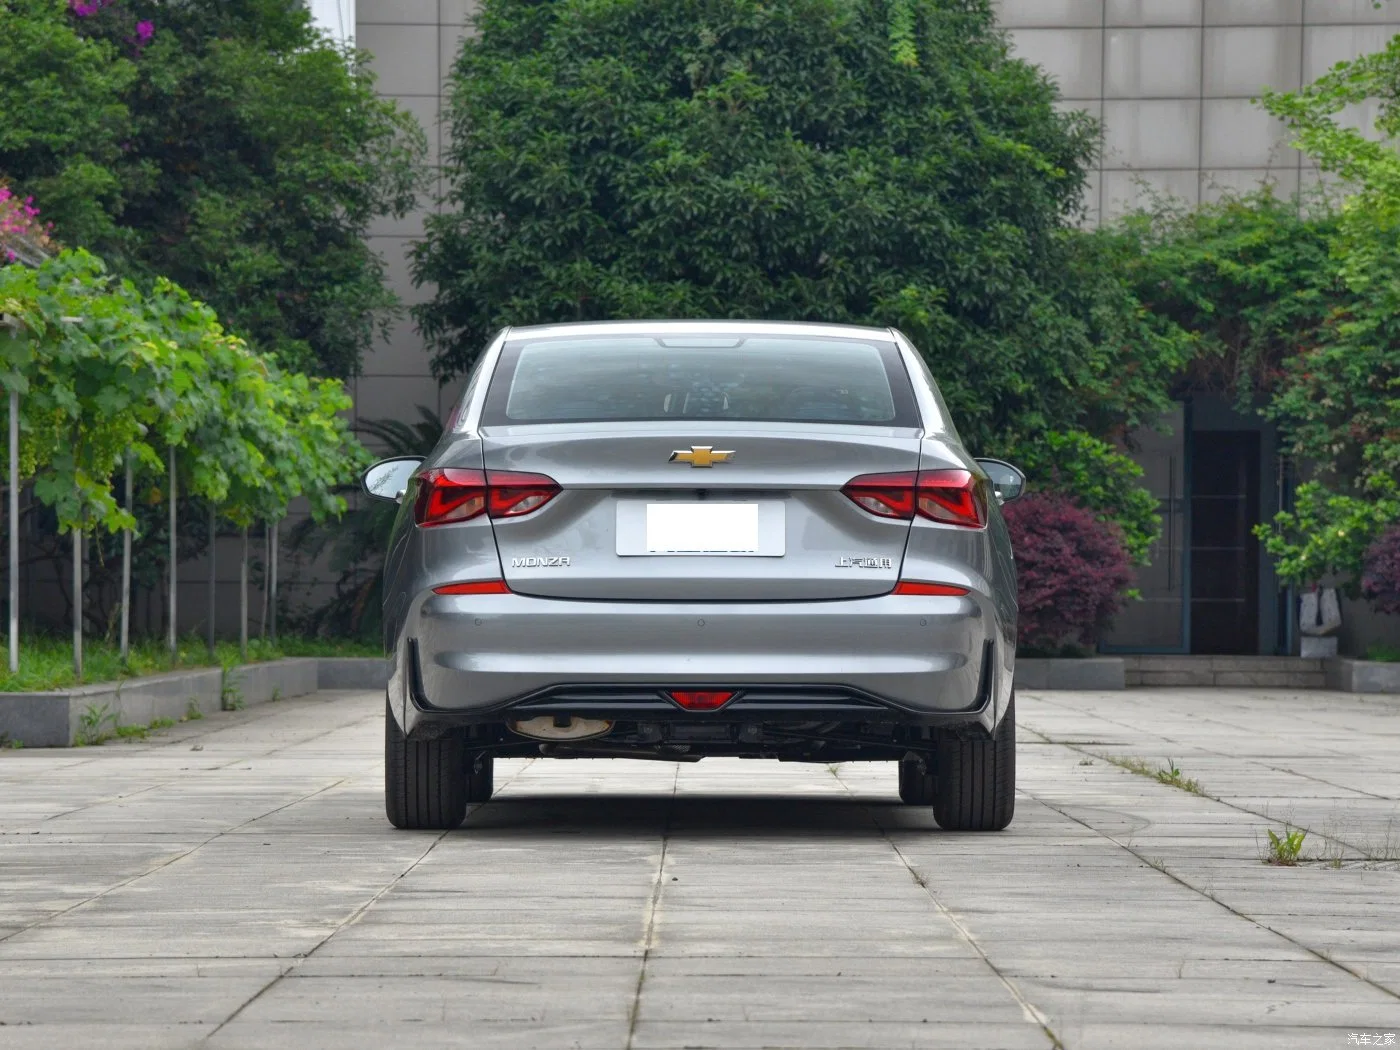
[1190,431,1261,654]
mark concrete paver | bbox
[0,687,1397,1048]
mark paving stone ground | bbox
[0,688,1398,1049]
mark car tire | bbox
[384,696,469,830]
[931,693,1015,832]
[898,757,935,805]
[465,750,494,803]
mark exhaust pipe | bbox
[510,715,613,742]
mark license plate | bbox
[616,501,785,556]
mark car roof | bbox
[503,320,897,341]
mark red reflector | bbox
[894,581,969,596]
[668,690,735,711]
[432,580,511,595]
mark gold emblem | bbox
[669,445,734,467]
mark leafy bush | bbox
[418,0,1188,457]
[1362,525,1400,616]
[1003,493,1134,656]
[0,0,426,377]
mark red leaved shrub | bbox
[1361,525,1400,616]
[1003,493,1134,656]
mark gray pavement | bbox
[1,688,1398,1049]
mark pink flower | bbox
[135,20,154,42]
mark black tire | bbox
[465,750,494,803]
[931,693,1016,832]
[384,696,469,830]
[898,757,936,805]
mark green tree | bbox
[0,0,427,377]
[1255,39,1400,588]
[417,0,1186,452]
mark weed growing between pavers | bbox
[1104,754,1206,796]
[1262,825,1307,865]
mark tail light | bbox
[842,469,986,529]
[414,469,560,527]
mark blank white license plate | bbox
[616,501,785,556]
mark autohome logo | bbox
[512,556,571,568]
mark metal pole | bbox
[240,526,249,660]
[167,447,177,658]
[8,388,18,674]
[259,524,269,639]
[120,459,131,663]
[269,519,278,645]
[206,504,216,660]
[72,527,82,680]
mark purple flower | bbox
[135,20,154,43]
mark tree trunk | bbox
[120,459,132,664]
[8,388,18,674]
[207,505,216,660]
[240,527,249,661]
[167,447,177,658]
[72,527,82,680]
[269,519,279,645]
[259,524,269,639]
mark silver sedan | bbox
[363,321,1024,831]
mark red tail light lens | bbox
[432,580,511,595]
[841,472,916,519]
[893,581,969,596]
[414,468,487,526]
[668,690,735,711]
[916,469,986,528]
[487,471,561,518]
[842,469,985,529]
[414,469,560,527]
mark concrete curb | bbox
[0,657,329,748]
[317,657,389,692]
[1325,658,1400,695]
[1015,657,1126,691]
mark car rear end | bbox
[376,322,1018,830]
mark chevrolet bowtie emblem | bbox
[669,446,734,467]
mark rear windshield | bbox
[482,335,918,426]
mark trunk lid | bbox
[483,422,923,600]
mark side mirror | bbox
[975,458,1026,505]
[362,457,423,504]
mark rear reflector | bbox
[893,581,969,596]
[432,580,511,595]
[668,690,736,711]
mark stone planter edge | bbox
[1015,657,1126,691]
[1324,658,1400,695]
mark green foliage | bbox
[1004,430,1159,563]
[1263,826,1307,866]
[1,251,367,537]
[76,701,116,745]
[0,0,426,377]
[1251,42,1400,587]
[417,0,1183,480]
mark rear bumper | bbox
[390,591,1007,736]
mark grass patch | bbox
[1105,755,1205,796]
[0,633,379,693]
[1365,642,1400,663]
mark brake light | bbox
[917,469,985,528]
[893,581,969,596]
[415,468,486,526]
[487,471,560,518]
[432,580,511,595]
[842,469,985,528]
[841,472,916,519]
[668,690,735,711]
[414,469,560,527]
